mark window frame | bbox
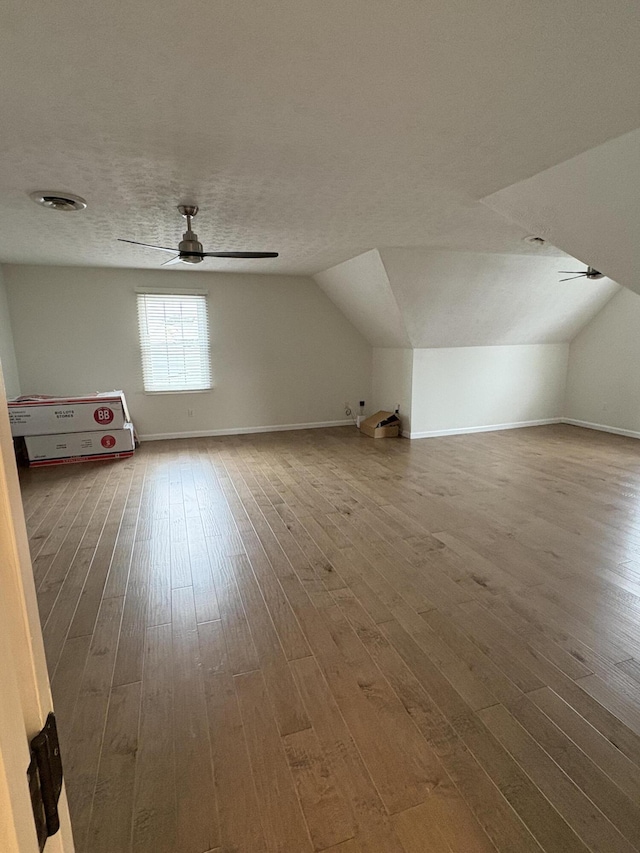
[135,286,213,395]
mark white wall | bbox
[409,344,568,437]
[371,348,413,433]
[0,268,19,399]
[3,265,371,439]
[565,288,640,435]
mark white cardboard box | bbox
[8,392,130,437]
[25,423,135,466]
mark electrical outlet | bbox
[187,408,194,418]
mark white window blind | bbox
[137,292,212,392]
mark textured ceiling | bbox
[482,128,640,297]
[380,249,619,347]
[1,1,639,273]
[314,249,619,348]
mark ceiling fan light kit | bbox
[118,204,279,266]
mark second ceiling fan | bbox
[558,266,604,282]
[118,205,278,266]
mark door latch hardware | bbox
[27,713,63,851]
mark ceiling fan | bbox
[118,205,278,266]
[558,266,604,282]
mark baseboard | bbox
[405,418,562,440]
[140,416,640,444]
[561,418,640,440]
[139,419,354,441]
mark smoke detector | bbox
[523,235,546,246]
[29,191,87,211]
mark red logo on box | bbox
[93,406,113,424]
[101,435,116,449]
[94,406,114,425]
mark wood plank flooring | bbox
[20,423,640,853]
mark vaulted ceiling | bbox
[315,249,619,348]
[483,129,640,297]
[1,1,639,274]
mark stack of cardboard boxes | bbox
[9,391,136,467]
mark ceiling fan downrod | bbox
[176,205,204,264]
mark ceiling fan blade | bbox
[161,256,184,266]
[201,251,279,259]
[560,274,586,282]
[118,239,178,254]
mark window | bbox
[137,291,212,392]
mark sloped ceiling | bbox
[314,249,618,348]
[380,249,619,347]
[1,2,640,273]
[482,128,640,296]
[314,251,410,348]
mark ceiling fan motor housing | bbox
[178,230,204,263]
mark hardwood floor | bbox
[20,423,640,853]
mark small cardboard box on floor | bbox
[359,410,400,438]
[24,423,135,467]
[8,391,130,437]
